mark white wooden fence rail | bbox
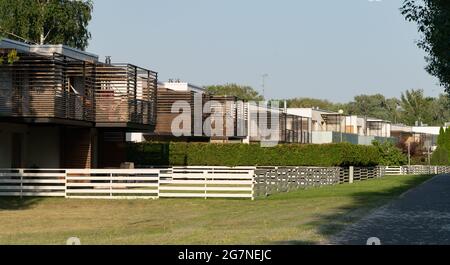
[160,167,255,199]
[0,169,66,197]
[0,165,449,200]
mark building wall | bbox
[1,123,33,168]
[0,123,99,169]
[25,126,60,168]
[98,130,127,168]
[61,128,95,168]
[312,131,397,146]
[0,125,17,167]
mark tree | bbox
[427,94,450,125]
[399,89,431,125]
[401,1,450,92]
[283,97,340,111]
[205,84,264,101]
[346,94,401,122]
[0,0,93,50]
[431,127,450,165]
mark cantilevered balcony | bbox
[94,63,157,130]
[0,49,95,126]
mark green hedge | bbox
[127,142,383,167]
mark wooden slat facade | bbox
[94,64,157,126]
[0,50,95,123]
[0,49,158,129]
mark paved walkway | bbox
[333,174,450,245]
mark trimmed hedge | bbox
[127,142,382,167]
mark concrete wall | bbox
[312,131,397,146]
[312,131,333,144]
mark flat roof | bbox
[0,38,99,63]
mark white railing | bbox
[0,165,448,200]
[0,169,66,197]
[160,167,255,199]
[65,168,169,199]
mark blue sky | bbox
[88,0,442,102]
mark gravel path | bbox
[332,174,450,245]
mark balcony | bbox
[0,48,158,130]
[0,50,95,126]
[94,64,157,130]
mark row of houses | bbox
[0,38,441,169]
[128,80,440,152]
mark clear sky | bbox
[88,0,442,102]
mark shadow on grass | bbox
[0,197,43,211]
[275,174,435,245]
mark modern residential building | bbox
[391,124,440,151]
[0,38,157,168]
[287,108,395,145]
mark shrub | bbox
[372,141,408,166]
[430,127,450,165]
[431,147,449,165]
[127,142,383,167]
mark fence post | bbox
[349,166,354,184]
[251,170,255,201]
[64,170,68,198]
[204,170,208,200]
[19,169,24,198]
[157,169,161,199]
[110,173,113,198]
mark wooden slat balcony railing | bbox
[0,49,96,124]
[94,64,157,127]
[0,87,93,122]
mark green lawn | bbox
[0,174,433,245]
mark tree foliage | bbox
[127,142,382,167]
[400,89,432,125]
[205,84,264,101]
[346,94,400,122]
[401,0,450,92]
[372,141,408,166]
[431,127,450,165]
[279,90,450,126]
[0,0,93,50]
[284,97,342,111]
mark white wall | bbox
[163,82,205,94]
[312,131,333,144]
[286,108,312,118]
[126,132,145,143]
[412,126,441,135]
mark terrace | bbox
[94,63,157,130]
[0,39,158,130]
[0,49,95,126]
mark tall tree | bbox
[205,84,264,101]
[284,97,340,111]
[401,1,450,92]
[399,89,431,125]
[0,0,93,50]
[346,94,401,122]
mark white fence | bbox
[0,165,448,200]
[65,169,167,199]
[160,167,254,199]
[0,169,66,197]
